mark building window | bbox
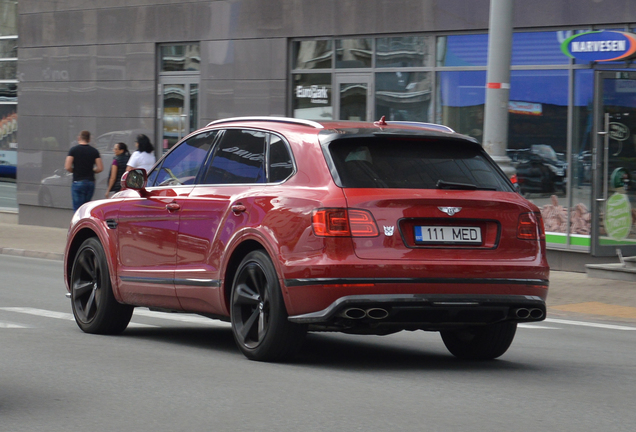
[293,40,333,70]
[291,73,332,121]
[336,38,372,68]
[160,44,201,72]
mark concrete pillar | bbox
[482,0,515,177]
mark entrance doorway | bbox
[592,71,636,256]
[158,77,199,154]
[334,74,373,121]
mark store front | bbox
[290,29,636,258]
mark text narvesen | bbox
[571,40,626,53]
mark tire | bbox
[440,322,517,360]
[230,250,306,361]
[70,237,134,335]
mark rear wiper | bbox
[436,180,496,191]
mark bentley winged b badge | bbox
[438,207,462,216]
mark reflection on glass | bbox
[293,40,333,69]
[376,36,431,68]
[160,44,201,72]
[0,2,17,37]
[0,39,17,58]
[189,84,198,133]
[339,82,367,121]
[0,61,16,80]
[292,74,332,120]
[163,84,185,151]
[336,39,372,68]
[436,35,488,67]
[376,72,431,122]
[436,70,485,140]
[0,82,16,102]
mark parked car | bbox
[64,117,549,362]
[0,159,16,180]
[509,145,567,195]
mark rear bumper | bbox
[287,293,546,333]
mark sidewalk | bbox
[1,221,635,322]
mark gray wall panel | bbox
[69,82,98,118]
[125,43,155,81]
[68,45,97,82]
[124,81,155,118]
[96,44,126,81]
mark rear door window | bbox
[328,137,513,191]
[203,129,267,184]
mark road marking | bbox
[518,324,561,329]
[545,317,636,331]
[0,307,155,328]
[550,302,636,320]
[0,321,30,328]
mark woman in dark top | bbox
[105,142,131,197]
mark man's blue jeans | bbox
[71,180,95,211]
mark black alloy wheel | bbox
[70,237,133,334]
[230,250,306,361]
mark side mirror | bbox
[121,169,148,192]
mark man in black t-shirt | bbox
[65,130,103,211]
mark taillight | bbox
[517,212,545,240]
[312,208,379,237]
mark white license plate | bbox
[414,226,482,245]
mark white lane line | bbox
[545,317,636,331]
[0,321,31,328]
[0,307,156,328]
[518,324,561,329]
[134,309,231,328]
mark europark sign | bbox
[561,30,636,62]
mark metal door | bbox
[334,74,373,121]
[592,71,636,256]
[158,77,199,154]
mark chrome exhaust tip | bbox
[366,308,389,320]
[514,308,530,319]
[529,308,544,319]
[341,308,366,319]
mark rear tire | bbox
[70,237,133,334]
[230,250,306,361]
[440,322,517,360]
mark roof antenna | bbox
[374,115,387,126]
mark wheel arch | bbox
[222,239,268,313]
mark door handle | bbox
[231,204,246,214]
[166,202,181,211]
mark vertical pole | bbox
[483,0,515,177]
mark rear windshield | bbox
[328,137,513,191]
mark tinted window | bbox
[329,137,512,191]
[203,129,266,184]
[268,135,294,182]
[151,131,217,186]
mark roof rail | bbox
[386,121,455,133]
[206,116,324,129]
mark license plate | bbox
[414,226,482,245]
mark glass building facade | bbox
[0,0,17,210]
[14,1,636,264]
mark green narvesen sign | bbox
[605,193,632,240]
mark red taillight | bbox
[312,208,379,237]
[517,212,545,240]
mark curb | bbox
[0,247,64,261]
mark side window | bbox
[268,135,294,182]
[151,131,217,186]
[203,129,266,184]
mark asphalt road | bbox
[1,255,635,432]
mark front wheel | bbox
[70,237,133,334]
[230,250,306,361]
[440,322,517,360]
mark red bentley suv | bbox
[64,116,549,361]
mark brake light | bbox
[517,212,545,240]
[312,209,379,237]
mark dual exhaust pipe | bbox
[341,307,389,320]
[513,308,544,320]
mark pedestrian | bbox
[65,130,103,211]
[105,142,130,198]
[126,134,156,173]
